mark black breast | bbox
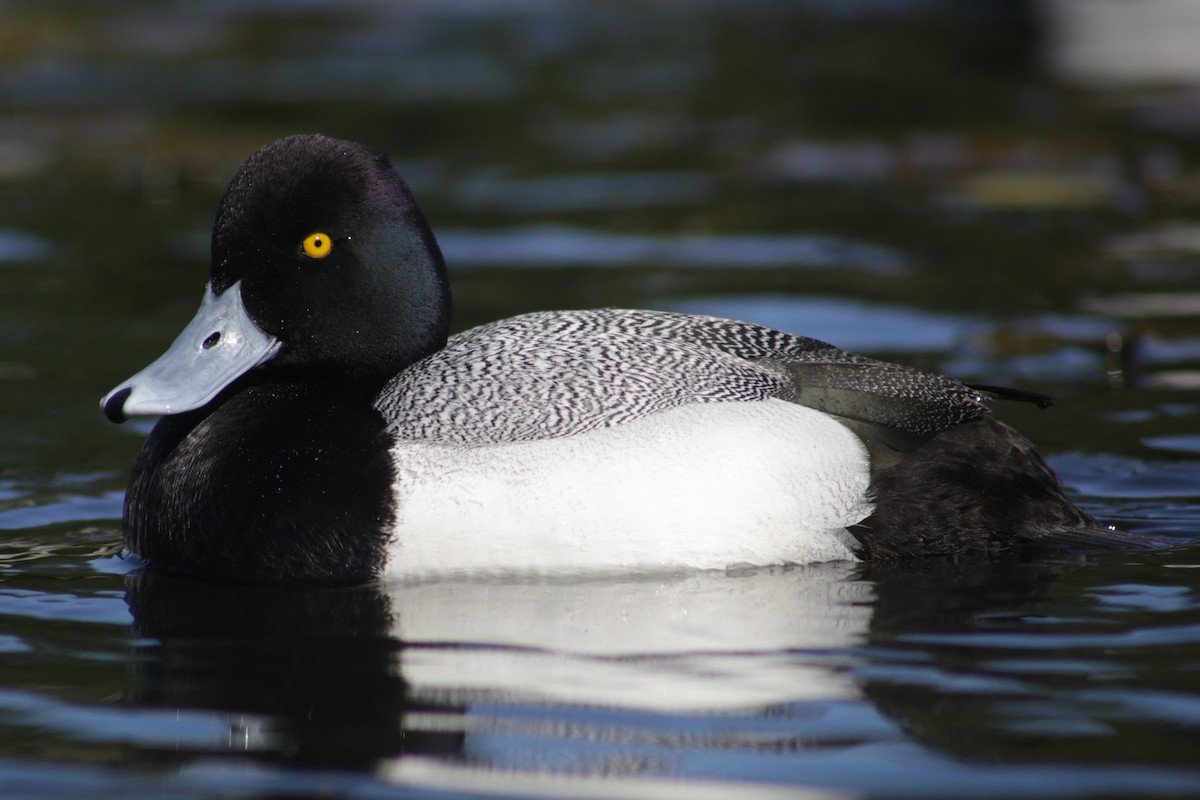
[123,381,396,583]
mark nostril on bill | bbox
[102,387,132,424]
[202,332,221,350]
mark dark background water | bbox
[3,1,1200,797]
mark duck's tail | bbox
[848,416,1160,559]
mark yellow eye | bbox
[302,232,333,259]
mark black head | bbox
[212,134,451,383]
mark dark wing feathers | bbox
[655,313,992,466]
[652,313,990,432]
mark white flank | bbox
[384,399,871,577]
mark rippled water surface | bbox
[4,1,1200,797]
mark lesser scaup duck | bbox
[102,134,1134,583]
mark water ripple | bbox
[898,623,1200,650]
[0,230,49,263]
[0,589,130,625]
[0,687,277,750]
[0,491,125,530]
[439,226,908,274]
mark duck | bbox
[101,134,1135,583]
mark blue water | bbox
[2,1,1200,797]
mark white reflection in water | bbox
[388,563,871,711]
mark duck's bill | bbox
[100,280,281,423]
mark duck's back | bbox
[377,308,989,447]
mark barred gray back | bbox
[376,309,988,445]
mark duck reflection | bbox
[391,566,871,712]
[125,571,460,769]
[126,557,1097,788]
[126,564,872,775]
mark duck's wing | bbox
[377,309,990,454]
[647,310,992,465]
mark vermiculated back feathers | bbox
[377,309,990,446]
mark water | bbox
[3,1,1200,797]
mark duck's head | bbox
[102,134,451,424]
